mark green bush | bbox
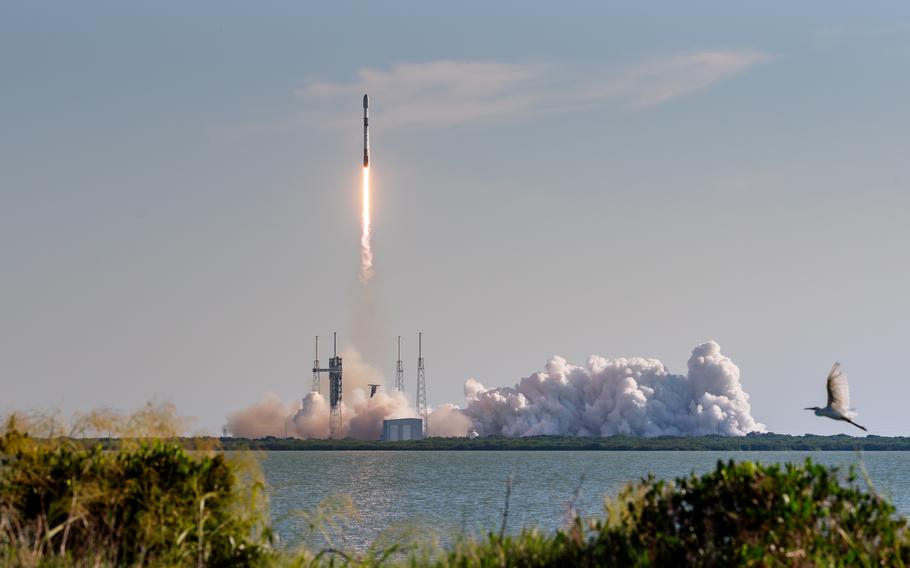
[0,425,271,566]
[602,460,908,566]
[437,460,910,567]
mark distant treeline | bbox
[203,432,910,451]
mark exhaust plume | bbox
[225,347,431,439]
[462,341,764,437]
[224,394,294,439]
[225,341,763,439]
[360,166,372,281]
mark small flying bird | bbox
[805,362,867,432]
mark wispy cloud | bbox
[584,50,773,109]
[298,50,773,130]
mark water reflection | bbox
[262,450,910,553]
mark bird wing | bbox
[826,362,851,415]
[843,417,868,432]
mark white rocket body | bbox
[363,94,369,167]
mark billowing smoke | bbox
[224,393,295,439]
[226,347,435,439]
[427,403,474,437]
[225,341,763,439]
[462,341,764,437]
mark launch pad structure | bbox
[305,331,428,440]
[311,332,343,439]
[301,93,430,441]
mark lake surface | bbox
[261,451,910,551]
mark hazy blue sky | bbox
[2,2,909,435]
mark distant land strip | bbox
[157,433,910,451]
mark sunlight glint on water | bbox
[262,450,910,552]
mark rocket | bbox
[363,94,370,167]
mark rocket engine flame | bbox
[360,165,373,281]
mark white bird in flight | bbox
[805,362,867,432]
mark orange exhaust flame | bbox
[360,166,373,281]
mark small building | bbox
[381,418,423,441]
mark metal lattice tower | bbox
[311,336,320,394]
[312,332,343,439]
[328,333,343,439]
[395,336,404,392]
[416,332,428,436]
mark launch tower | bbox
[312,332,343,438]
[416,332,428,436]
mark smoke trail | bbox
[359,166,373,281]
[350,279,389,371]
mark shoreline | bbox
[204,433,910,451]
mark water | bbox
[261,451,910,551]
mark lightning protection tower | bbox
[395,336,404,392]
[416,332,428,436]
[311,336,320,394]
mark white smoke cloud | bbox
[462,341,764,437]
[225,341,763,439]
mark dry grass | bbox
[0,405,271,567]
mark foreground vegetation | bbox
[0,424,271,566]
[437,459,910,566]
[3,411,909,566]
[216,432,910,452]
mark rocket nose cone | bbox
[363,94,369,108]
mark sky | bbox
[2,2,909,436]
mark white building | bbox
[381,418,424,441]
